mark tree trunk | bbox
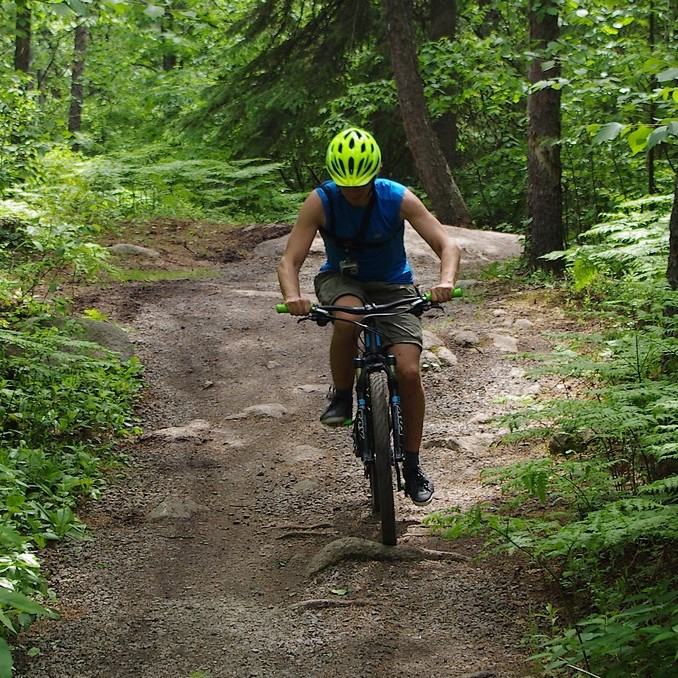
[667,173,678,290]
[526,0,564,271]
[427,0,460,169]
[427,0,457,39]
[162,8,178,71]
[68,23,88,149]
[663,172,678,377]
[384,0,471,226]
[14,0,32,73]
[647,2,657,194]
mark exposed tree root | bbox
[305,536,470,576]
[277,530,337,539]
[290,598,371,611]
[273,522,337,539]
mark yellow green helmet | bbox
[325,127,382,187]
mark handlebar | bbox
[275,288,462,314]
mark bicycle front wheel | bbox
[368,371,396,546]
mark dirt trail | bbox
[15,224,551,678]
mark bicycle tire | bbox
[368,459,380,513]
[368,371,397,546]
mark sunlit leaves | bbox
[66,0,92,16]
[656,67,678,83]
[143,4,165,19]
[590,121,624,143]
[588,117,678,155]
[627,124,652,154]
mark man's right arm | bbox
[277,190,324,315]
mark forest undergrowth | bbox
[428,196,678,677]
[0,155,676,677]
[0,221,143,674]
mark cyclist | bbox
[277,127,461,506]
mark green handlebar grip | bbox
[424,288,463,302]
[276,303,318,313]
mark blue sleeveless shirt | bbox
[316,179,414,284]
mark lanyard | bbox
[318,183,380,251]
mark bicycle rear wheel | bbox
[368,371,396,546]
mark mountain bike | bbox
[276,289,461,546]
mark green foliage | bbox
[427,197,678,677]
[10,146,303,227]
[2,0,675,234]
[0,581,57,676]
[0,73,44,194]
[198,0,385,187]
[533,588,678,678]
[0,191,143,659]
[0,322,142,642]
[0,197,110,309]
[418,33,528,226]
[544,195,673,285]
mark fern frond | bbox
[536,500,678,557]
[639,476,678,496]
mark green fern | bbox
[533,587,678,678]
[10,145,305,228]
[431,194,678,676]
[639,475,678,495]
[550,195,673,286]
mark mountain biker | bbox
[277,127,461,506]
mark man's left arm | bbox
[400,189,461,303]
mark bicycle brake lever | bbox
[409,298,432,317]
[304,309,332,326]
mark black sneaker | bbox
[319,389,353,426]
[403,464,434,506]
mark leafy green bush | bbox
[533,588,678,678]
[10,145,304,229]
[427,198,678,677]
[0,73,45,195]
[544,195,673,288]
[0,326,142,657]
[0,202,143,670]
[0,199,110,311]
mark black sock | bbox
[404,451,420,468]
[334,388,352,402]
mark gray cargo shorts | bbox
[313,271,423,349]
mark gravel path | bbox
[14,225,550,678]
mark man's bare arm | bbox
[400,189,461,302]
[278,191,324,314]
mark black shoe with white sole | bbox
[319,388,353,426]
[403,463,434,506]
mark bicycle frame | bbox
[298,296,433,511]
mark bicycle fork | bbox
[352,355,406,491]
